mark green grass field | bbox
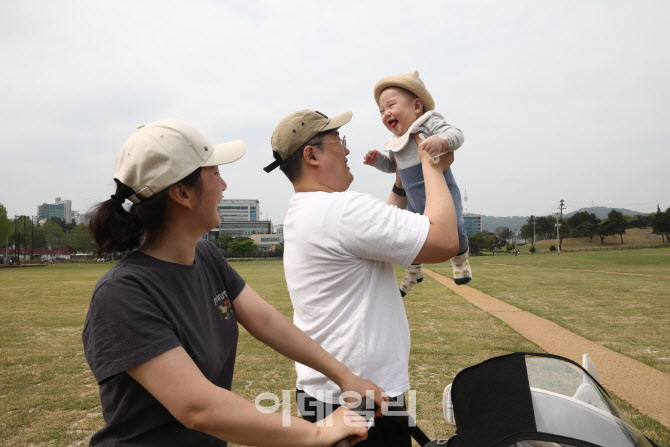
[1,248,669,446]
[429,248,670,374]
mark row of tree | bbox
[468,206,670,254]
[214,233,283,256]
[1,204,281,256]
[0,208,96,254]
[516,207,670,246]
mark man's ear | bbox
[168,183,195,209]
[302,144,321,167]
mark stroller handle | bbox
[331,398,431,447]
[331,397,375,447]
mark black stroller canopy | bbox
[446,353,657,447]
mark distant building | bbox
[218,199,260,222]
[201,228,220,242]
[55,197,72,223]
[37,203,65,222]
[273,224,284,243]
[463,214,482,235]
[219,220,272,238]
[250,234,282,250]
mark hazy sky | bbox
[2,0,669,224]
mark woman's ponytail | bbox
[89,168,202,256]
[89,181,143,255]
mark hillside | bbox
[565,206,648,219]
[480,215,528,232]
[478,206,648,232]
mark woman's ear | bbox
[168,183,195,209]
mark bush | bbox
[529,245,536,253]
[549,244,557,252]
[506,243,515,252]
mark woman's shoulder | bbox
[196,238,224,262]
[197,238,217,252]
[91,250,170,298]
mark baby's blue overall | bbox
[401,164,468,256]
[374,113,469,256]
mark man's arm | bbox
[412,135,460,264]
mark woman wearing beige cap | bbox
[83,119,386,446]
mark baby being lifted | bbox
[364,70,472,296]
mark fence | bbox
[220,250,283,261]
[472,243,670,256]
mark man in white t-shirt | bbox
[264,109,459,446]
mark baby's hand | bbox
[363,149,381,165]
[418,136,447,158]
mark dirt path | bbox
[485,263,670,279]
[424,268,670,429]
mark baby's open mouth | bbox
[389,119,398,129]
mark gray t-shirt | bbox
[82,239,245,446]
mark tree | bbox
[484,233,501,250]
[581,221,599,243]
[228,237,256,254]
[652,205,670,243]
[42,220,66,248]
[536,216,555,240]
[215,234,233,250]
[596,219,614,244]
[629,214,651,229]
[68,224,96,253]
[0,203,12,248]
[467,232,487,255]
[567,211,599,237]
[607,209,627,244]
[519,224,532,243]
[272,244,284,257]
[496,227,513,245]
[48,216,76,233]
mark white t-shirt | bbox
[283,190,430,403]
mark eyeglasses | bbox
[318,135,347,149]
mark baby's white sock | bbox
[451,250,472,285]
[400,264,424,297]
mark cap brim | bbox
[322,111,352,132]
[203,139,247,166]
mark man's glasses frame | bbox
[314,135,347,149]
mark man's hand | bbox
[363,150,381,165]
[338,373,389,419]
[418,135,448,158]
[432,151,454,171]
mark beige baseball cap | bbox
[114,119,246,203]
[373,70,435,112]
[263,109,352,172]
